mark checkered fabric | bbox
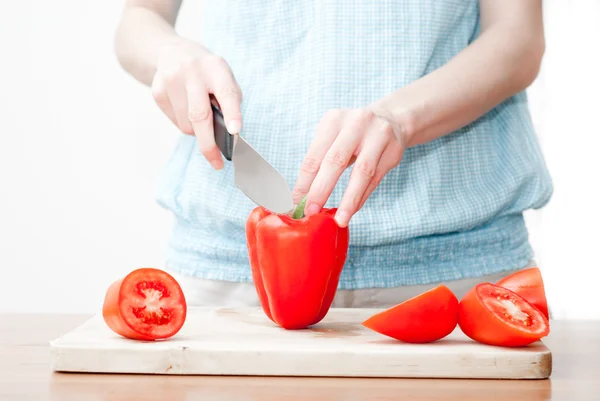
[156,0,553,289]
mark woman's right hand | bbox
[152,38,242,169]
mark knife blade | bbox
[211,101,294,215]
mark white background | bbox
[0,1,598,318]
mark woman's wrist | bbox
[368,99,416,149]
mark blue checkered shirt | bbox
[156,0,553,289]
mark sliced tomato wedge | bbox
[496,267,549,319]
[458,283,549,347]
[102,268,187,341]
[362,285,459,343]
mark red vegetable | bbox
[362,285,459,343]
[496,267,549,319]
[458,282,550,347]
[245,200,349,330]
[102,268,187,341]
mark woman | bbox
[114,0,552,307]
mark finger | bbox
[203,56,243,134]
[212,78,242,135]
[185,76,223,169]
[304,111,371,217]
[164,72,194,135]
[356,144,404,211]
[334,131,388,227]
[151,74,179,129]
[292,109,344,205]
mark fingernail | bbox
[305,202,320,216]
[335,211,349,227]
[226,119,242,134]
[210,160,223,170]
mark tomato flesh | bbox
[458,283,549,347]
[128,280,175,326]
[496,267,549,319]
[362,285,459,343]
[103,268,187,341]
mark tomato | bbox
[458,283,549,347]
[102,268,187,341]
[496,267,549,319]
[362,285,459,343]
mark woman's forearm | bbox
[373,0,545,148]
[114,0,183,86]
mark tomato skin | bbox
[102,278,154,341]
[458,283,550,347]
[102,268,187,341]
[362,285,459,343]
[496,267,549,319]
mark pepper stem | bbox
[291,196,307,219]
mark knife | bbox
[211,100,295,215]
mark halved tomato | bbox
[362,285,459,343]
[102,268,187,341]
[496,267,549,319]
[458,283,549,347]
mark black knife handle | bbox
[211,98,234,161]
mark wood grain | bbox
[49,306,551,379]
[1,313,599,401]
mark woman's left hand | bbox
[292,107,407,227]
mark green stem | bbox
[291,196,307,219]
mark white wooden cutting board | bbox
[49,306,552,379]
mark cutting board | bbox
[49,306,552,379]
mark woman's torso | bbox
[157,0,553,289]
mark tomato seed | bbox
[131,306,174,325]
[135,281,171,299]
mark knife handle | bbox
[211,97,234,161]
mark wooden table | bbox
[1,314,599,401]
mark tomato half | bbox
[362,285,459,343]
[496,267,549,319]
[458,283,549,347]
[102,268,187,341]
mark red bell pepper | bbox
[245,199,349,330]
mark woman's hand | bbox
[292,108,407,227]
[152,38,242,169]
[292,0,546,228]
